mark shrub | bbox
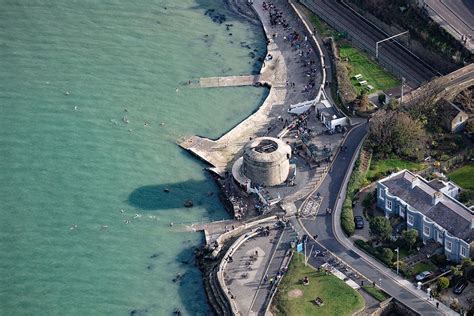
[378,94,386,105]
[437,277,449,291]
[341,199,355,236]
[381,248,394,263]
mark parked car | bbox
[453,278,468,294]
[354,216,364,229]
[415,271,432,281]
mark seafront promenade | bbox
[180,0,322,175]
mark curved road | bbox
[298,123,447,315]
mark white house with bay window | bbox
[377,170,473,263]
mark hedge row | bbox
[340,150,367,236]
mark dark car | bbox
[302,234,309,244]
[453,278,468,294]
[354,216,364,229]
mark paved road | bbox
[298,122,449,315]
[301,0,440,87]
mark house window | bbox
[379,189,384,199]
[445,241,452,252]
[423,225,430,236]
[437,231,443,242]
[459,116,463,123]
[407,214,414,225]
[460,247,466,257]
[386,200,392,211]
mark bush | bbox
[342,198,355,236]
[378,94,386,105]
[381,248,394,263]
[437,277,449,291]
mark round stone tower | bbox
[242,137,291,186]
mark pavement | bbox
[296,122,458,315]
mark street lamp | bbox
[395,248,399,275]
[375,31,409,59]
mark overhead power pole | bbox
[376,31,409,59]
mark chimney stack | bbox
[433,191,443,205]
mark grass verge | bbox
[366,158,425,182]
[448,164,474,190]
[362,286,389,302]
[338,44,399,95]
[273,253,364,316]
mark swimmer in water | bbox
[70,224,78,230]
[175,87,179,93]
[74,106,78,111]
[65,91,70,96]
[170,222,174,227]
[101,225,108,230]
[120,209,125,213]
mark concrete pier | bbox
[199,75,261,88]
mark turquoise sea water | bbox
[0,0,267,314]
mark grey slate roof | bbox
[426,202,474,241]
[380,170,474,241]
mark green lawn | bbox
[362,286,389,302]
[366,158,425,182]
[449,164,474,190]
[273,253,364,316]
[338,44,399,95]
[412,262,436,275]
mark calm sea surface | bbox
[0,0,267,314]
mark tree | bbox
[451,265,463,277]
[368,110,427,160]
[381,248,394,263]
[388,98,399,110]
[466,119,474,137]
[401,229,418,251]
[461,258,472,270]
[362,191,375,210]
[369,216,393,241]
[437,277,449,291]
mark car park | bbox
[415,271,432,281]
[354,216,364,229]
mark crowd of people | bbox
[263,1,319,98]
